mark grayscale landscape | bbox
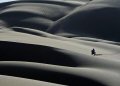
[0,0,120,86]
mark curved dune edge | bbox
[0,0,120,86]
[0,74,65,86]
[1,61,120,86]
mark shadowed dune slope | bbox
[0,0,85,31]
[0,61,106,86]
[48,0,120,42]
[0,41,79,67]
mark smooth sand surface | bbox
[0,0,120,86]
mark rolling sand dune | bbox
[0,0,120,86]
[48,0,120,42]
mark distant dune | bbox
[48,0,120,42]
[0,0,120,86]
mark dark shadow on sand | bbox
[0,62,105,86]
[95,54,103,56]
[0,41,79,67]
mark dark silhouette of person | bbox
[91,48,96,56]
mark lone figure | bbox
[91,48,96,56]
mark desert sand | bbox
[0,0,120,86]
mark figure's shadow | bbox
[95,54,103,56]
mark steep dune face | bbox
[0,41,79,67]
[0,0,84,31]
[0,0,120,86]
[48,0,120,42]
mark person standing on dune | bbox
[91,48,96,56]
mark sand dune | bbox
[0,0,120,86]
[48,0,120,42]
[0,74,65,86]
